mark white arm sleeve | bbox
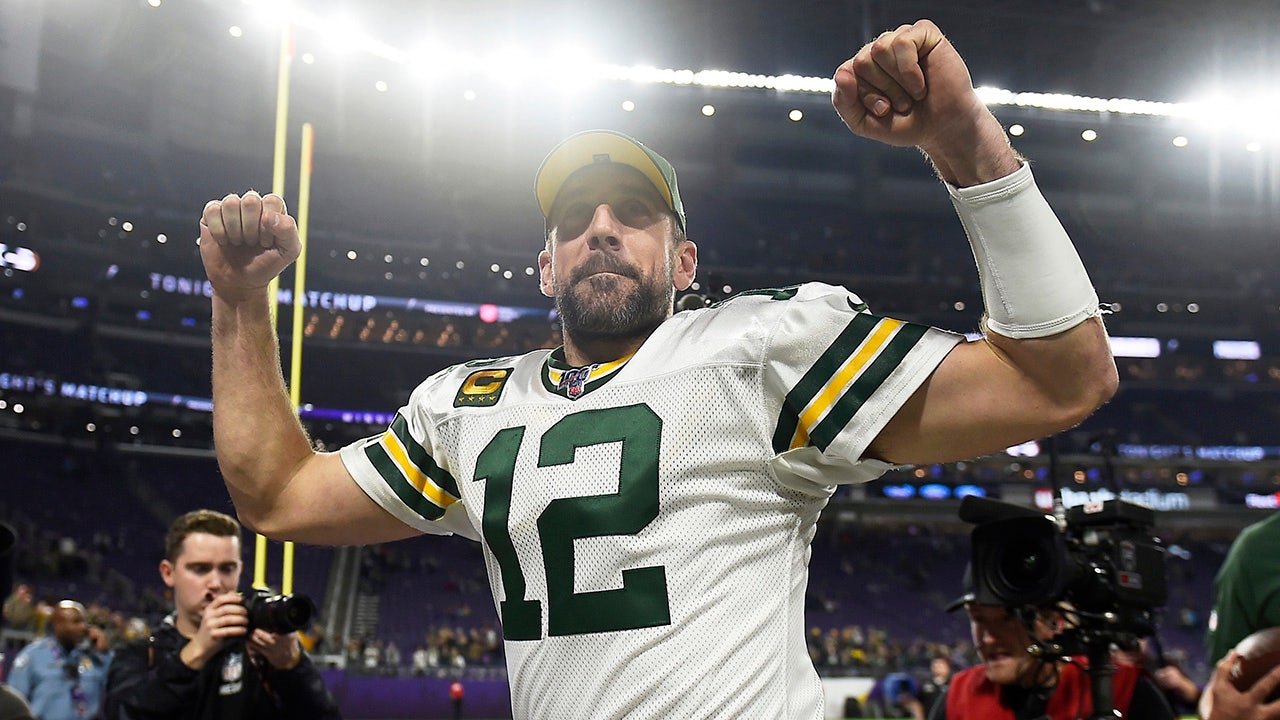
[948,163,1101,339]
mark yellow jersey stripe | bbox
[381,429,458,508]
[790,318,903,450]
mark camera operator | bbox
[928,572,1176,720]
[104,510,341,720]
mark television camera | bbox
[957,491,1168,719]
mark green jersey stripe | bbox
[390,414,461,498]
[364,442,447,521]
[807,322,929,451]
[772,313,880,454]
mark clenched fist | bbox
[832,19,988,152]
[199,191,301,303]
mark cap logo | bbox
[591,153,612,163]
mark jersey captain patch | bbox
[455,368,513,407]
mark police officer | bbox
[9,600,112,720]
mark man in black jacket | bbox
[104,510,341,720]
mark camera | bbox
[963,495,1167,647]
[243,589,316,635]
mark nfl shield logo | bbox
[559,365,596,399]
[223,652,244,682]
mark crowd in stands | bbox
[334,625,505,678]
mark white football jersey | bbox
[340,282,962,719]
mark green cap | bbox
[535,129,686,233]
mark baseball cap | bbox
[535,129,686,233]
[945,563,1002,613]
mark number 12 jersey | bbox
[340,282,962,719]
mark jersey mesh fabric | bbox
[340,282,962,719]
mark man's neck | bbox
[175,613,200,639]
[562,334,647,367]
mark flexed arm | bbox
[833,21,1117,465]
[200,192,418,545]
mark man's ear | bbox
[673,240,698,292]
[159,559,175,588]
[538,249,554,298]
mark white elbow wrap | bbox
[948,163,1100,339]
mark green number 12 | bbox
[472,404,671,640]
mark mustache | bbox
[569,254,639,285]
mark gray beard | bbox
[554,261,674,343]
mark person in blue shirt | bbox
[9,600,112,720]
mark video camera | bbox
[960,495,1167,652]
[243,589,316,635]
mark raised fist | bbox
[199,191,301,303]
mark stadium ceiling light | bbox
[788,109,803,122]
[1172,136,1189,148]
[621,100,635,112]
[975,86,1187,118]
[241,1,1278,129]
[1008,124,1025,136]
[701,104,716,117]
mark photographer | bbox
[104,510,340,720]
[929,573,1176,720]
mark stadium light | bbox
[227,0,1279,135]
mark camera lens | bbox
[973,516,1069,607]
[246,592,315,634]
[997,543,1052,592]
[274,596,313,629]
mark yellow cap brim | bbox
[535,130,680,227]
